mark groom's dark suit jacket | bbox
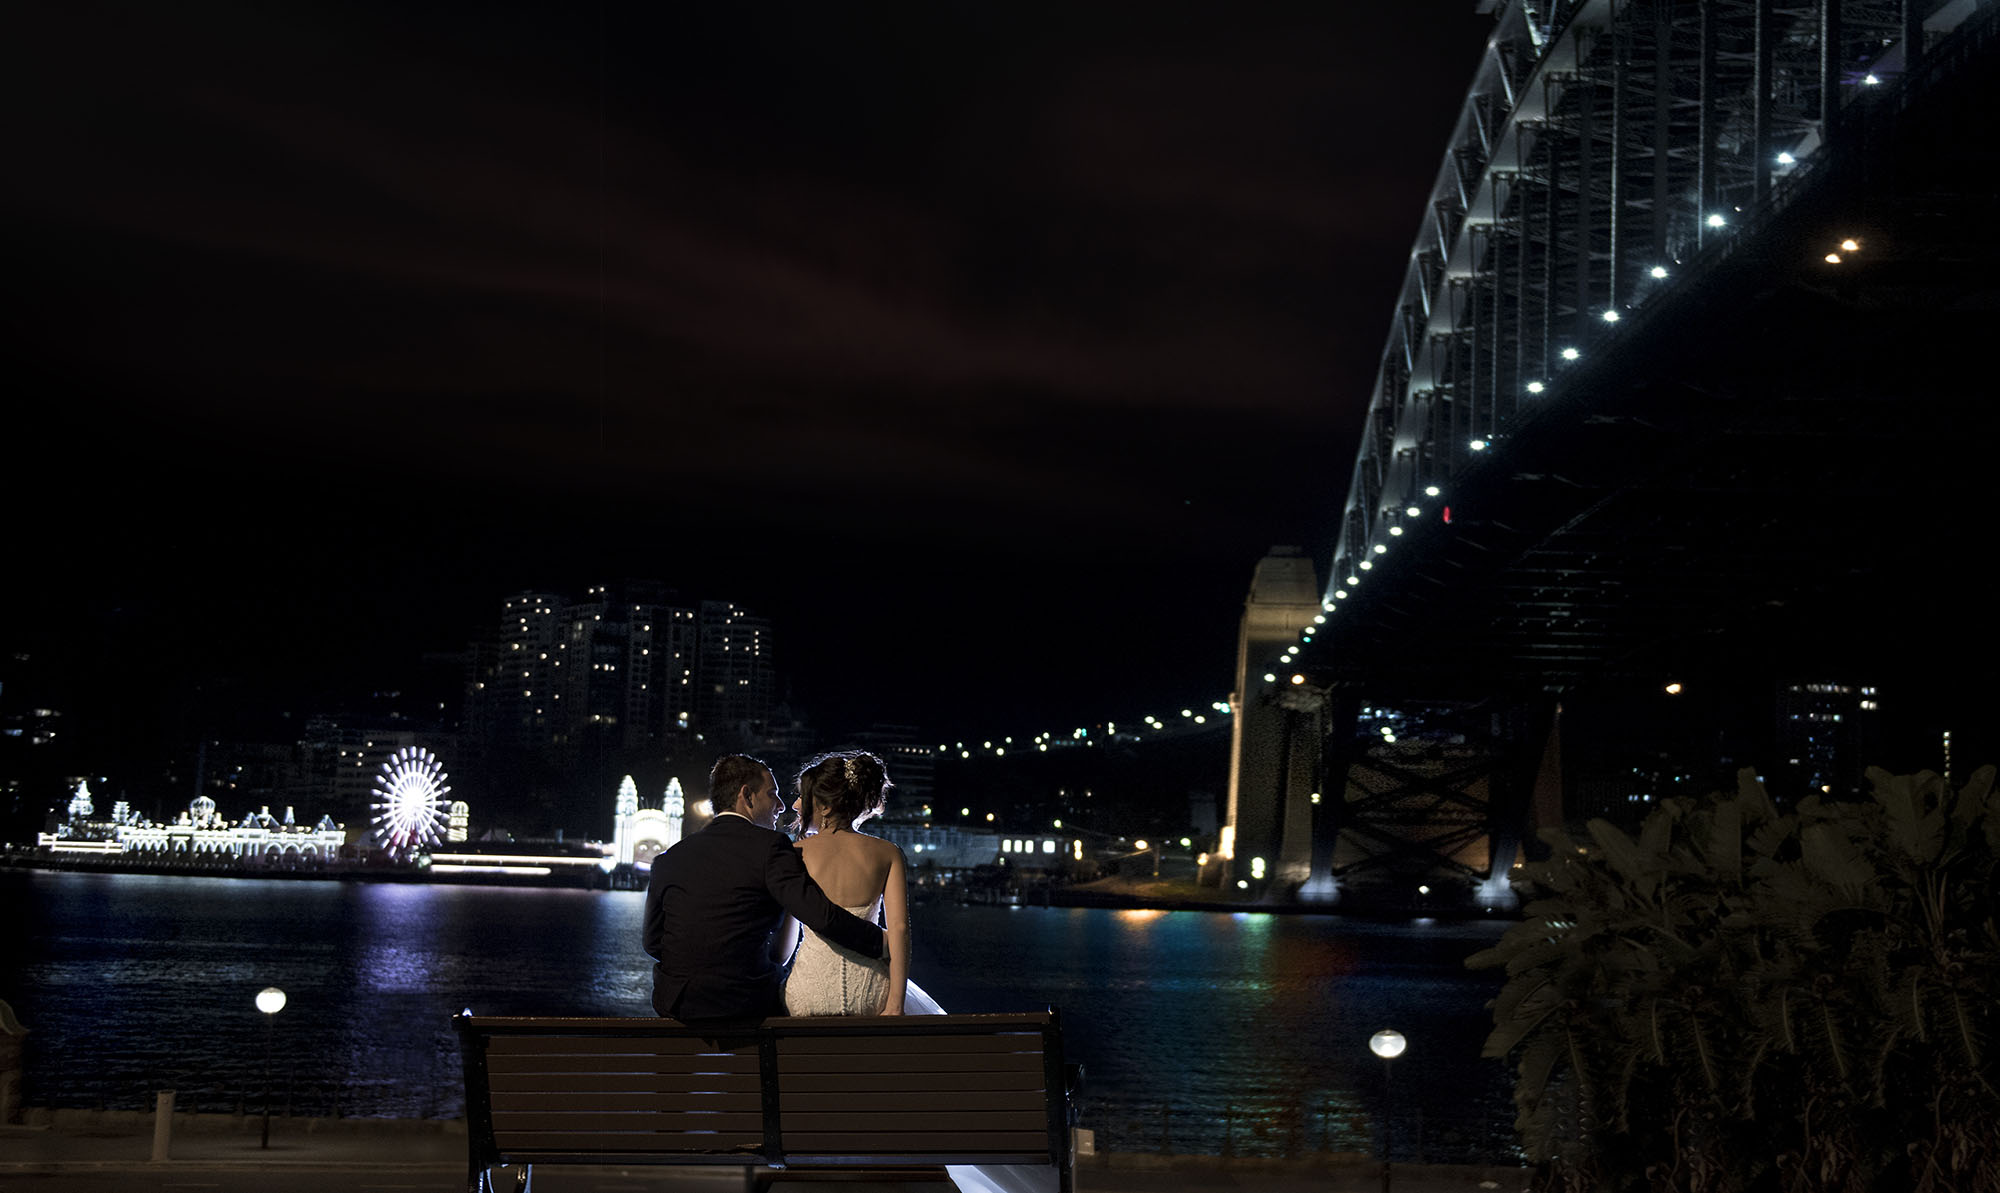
[643,813,885,1022]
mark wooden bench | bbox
[453,1011,1076,1193]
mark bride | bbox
[777,749,940,1015]
[777,750,1055,1193]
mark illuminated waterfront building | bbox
[612,774,685,866]
[38,781,347,866]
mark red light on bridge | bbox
[1442,505,1452,524]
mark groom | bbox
[643,754,885,1023]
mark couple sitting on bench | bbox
[644,750,1054,1193]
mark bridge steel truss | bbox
[1276,0,1999,907]
[1329,0,1954,613]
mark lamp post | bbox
[1369,1029,1407,1193]
[255,987,286,1149]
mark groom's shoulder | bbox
[705,816,790,848]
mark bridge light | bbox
[1405,505,1420,517]
[1469,438,1488,451]
[1707,213,1727,228]
[1601,309,1621,323]
[1665,682,1683,695]
[1335,590,1348,599]
[1263,673,1277,683]
[1864,73,1880,85]
[1525,380,1545,394]
[1561,347,1580,361]
[1777,151,1796,165]
[1424,486,1440,498]
[1358,560,1373,571]
[1347,573,1360,584]
[1825,252,1843,264]
[1389,526,1403,536]
[1291,674,1306,686]
[1650,265,1669,279]
[1839,238,1860,252]
[1372,543,1388,554]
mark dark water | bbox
[0,871,1518,1161]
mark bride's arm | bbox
[882,845,911,1015]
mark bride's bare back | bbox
[778,752,912,1014]
[791,816,910,1014]
[797,828,898,907]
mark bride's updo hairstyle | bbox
[794,750,891,831]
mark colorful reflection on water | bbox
[0,872,1517,1161]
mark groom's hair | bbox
[708,754,772,815]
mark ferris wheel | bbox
[371,746,451,855]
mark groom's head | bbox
[710,754,779,828]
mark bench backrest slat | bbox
[778,1070,1047,1094]
[783,1132,1052,1156]
[488,1035,751,1056]
[783,1089,1044,1114]
[494,1109,765,1132]
[776,1032,1047,1055]
[494,1131,767,1154]
[492,1072,763,1094]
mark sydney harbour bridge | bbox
[1217,0,1999,908]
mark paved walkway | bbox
[0,1110,1531,1192]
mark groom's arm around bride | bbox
[643,754,885,1023]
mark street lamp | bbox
[1369,1029,1407,1193]
[256,987,286,1149]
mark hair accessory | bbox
[843,756,858,785]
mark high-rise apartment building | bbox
[560,582,700,765]
[1775,681,1881,797]
[465,587,776,772]
[480,592,566,755]
[696,601,777,739]
[847,725,937,818]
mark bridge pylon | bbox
[1214,547,1321,894]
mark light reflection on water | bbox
[0,872,1516,1161]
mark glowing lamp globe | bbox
[256,987,287,1015]
[1370,1029,1407,1060]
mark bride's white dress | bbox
[784,898,944,1016]
[782,899,1057,1193]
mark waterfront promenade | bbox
[0,1109,1530,1192]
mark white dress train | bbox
[782,902,1057,1193]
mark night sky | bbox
[6,2,1495,740]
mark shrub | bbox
[1470,766,2000,1192]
